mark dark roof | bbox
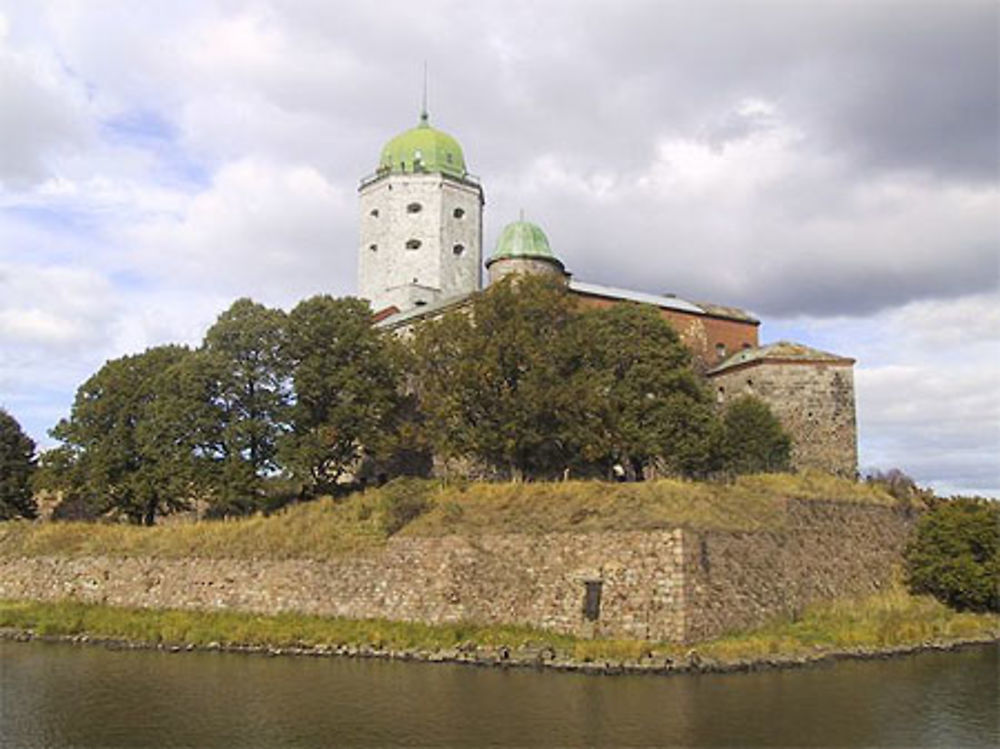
[569,280,759,324]
[707,340,855,374]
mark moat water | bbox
[1,640,996,747]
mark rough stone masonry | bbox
[0,499,913,643]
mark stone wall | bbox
[682,500,914,640]
[488,257,567,285]
[710,361,858,476]
[0,500,913,643]
[0,530,687,642]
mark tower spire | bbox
[420,61,429,124]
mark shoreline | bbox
[2,626,995,677]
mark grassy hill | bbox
[0,472,901,561]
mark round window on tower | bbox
[453,207,465,219]
[370,208,379,218]
[369,244,377,252]
[453,244,465,256]
[406,239,422,250]
[407,202,422,214]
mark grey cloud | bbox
[3,0,997,493]
[0,46,90,186]
[452,1,999,182]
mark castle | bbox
[357,109,858,477]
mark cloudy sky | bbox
[1,0,997,496]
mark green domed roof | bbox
[487,220,564,269]
[378,111,467,177]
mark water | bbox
[1,640,996,747]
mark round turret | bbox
[378,111,467,178]
[486,219,567,284]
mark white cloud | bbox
[124,158,355,303]
[0,11,92,186]
[859,364,999,496]
[0,264,115,346]
[487,100,998,317]
[0,0,995,496]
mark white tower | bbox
[358,109,484,314]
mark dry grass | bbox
[1,586,994,666]
[0,495,386,560]
[0,599,577,653]
[406,471,896,538]
[0,472,897,560]
[695,584,999,662]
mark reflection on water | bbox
[1,640,996,747]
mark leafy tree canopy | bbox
[280,295,403,496]
[0,407,37,520]
[905,496,999,612]
[410,278,726,480]
[411,275,600,479]
[719,395,791,475]
[200,298,290,504]
[581,303,719,479]
[49,346,194,525]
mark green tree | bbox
[905,497,999,612]
[0,408,37,519]
[720,395,791,474]
[49,346,194,525]
[139,349,237,513]
[582,303,720,479]
[200,298,290,504]
[281,295,402,497]
[411,275,599,479]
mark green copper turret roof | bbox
[487,219,564,269]
[378,111,467,177]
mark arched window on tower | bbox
[406,239,422,250]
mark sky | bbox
[0,0,997,496]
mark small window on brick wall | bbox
[715,343,727,360]
[582,580,602,621]
[405,239,421,250]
